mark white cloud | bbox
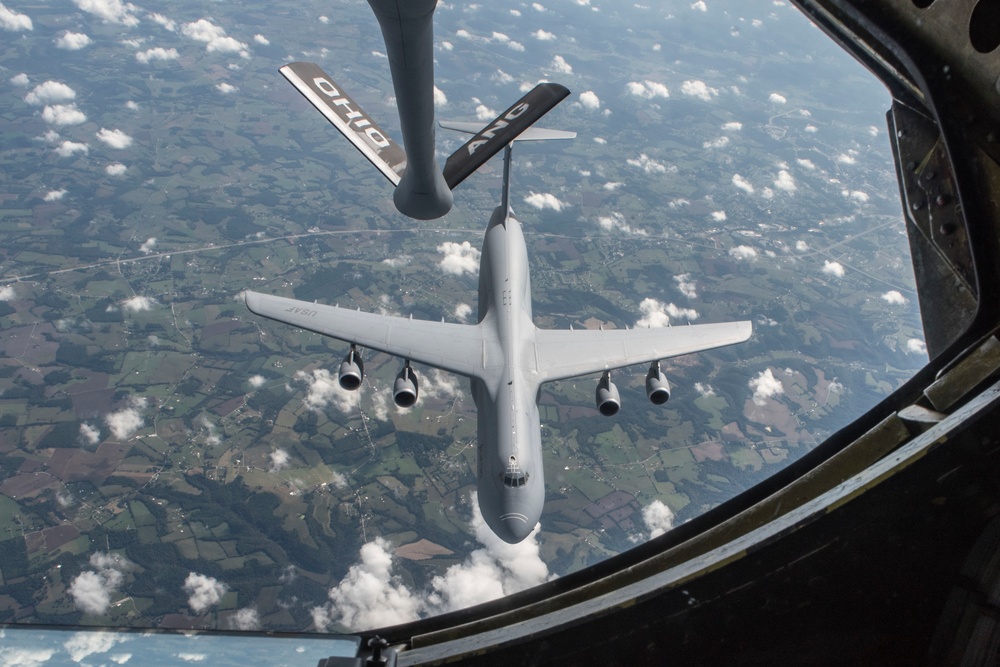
[523,192,567,212]
[796,158,815,170]
[229,607,261,631]
[475,104,496,122]
[643,500,675,538]
[722,121,742,131]
[295,368,358,413]
[10,72,29,86]
[269,448,290,472]
[25,81,76,106]
[694,382,716,397]
[703,136,729,149]
[67,552,133,615]
[602,182,623,191]
[249,374,266,388]
[74,0,138,25]
[821,260,845,278]
[711,210,727,222]
[433,86,447,109]
[0,2,32,30]
[184,572,227,613]
[691,0,707,10]
[43,104,87,126]
[805,124,818,133]
[774,169,796,192]
[318,15,329,23]
[881,290,907,305]
[125,100,139,110]
[64,630,128,663]
[532,29,555,40]
[578,90,600,110]
[454,303,473,322]
[835,152,857,165]
[96,128,133,149]
[44,188,68,201]
[438,241,481,276]
[749,368,783,405]
[729,245,758,261]
[136,46,178,63]
[769,92,787,104]
[56,31,91,50]
[843,189,869,203]
[550,55,572,74]
[627,153,668,174]
[181,19,248,56]
[597,211,646,236]
[674,273,697,299]
[0,285,14,301]
[906,338,927,355]
[253,33,269,45]
[80,423,101,445]
[105,397,146,440]
[0,647,55,666]
[795,240,809,252]
[731,173,754,194]
[149,12,175,31]
[626,80,669,100]
[636,297,698,328]
[215,82,237,95]
[680,80,718,102]
[139,237,156,253]
[122,295,154,311]
[106,163,127,176]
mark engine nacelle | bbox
[596,371,621,416]
[393,363,419,408]
[646,361,671,405]
[338,345,364,391]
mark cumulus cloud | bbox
[121,295,154,311]
[248,374,266,388]
[674,273,697,299]
[80,423,101,445]
[10,72,29,86]
[295,368,357,413]
[836,151,857,165]
[138,237,156,253]
[184,573,227,613]
[74,0,139,25]
[774,169,796,192]
[636,297,699,328]
[96,128,133,149]
[643,500,675,538]
[550,55,572,74]
[711,210,727,222]
[523,192,567,212]
[627,153,668,174]
[822,260,845,278]
[732,173,754,194]
[56,31,92,50]
[578,90,600,110]
[881,290,907,305]
[532,28,555,40]
[797,158,816,170]
[433,85,447,109]
[795,240,809,252]
[269,448,290,472]
[44,188,68,201]
[703,136,730,149]
[691,0,707,10]
[454,303,473,322]
[253,33,269,45]
[475,103,497,122]
[0,2,32,30]
[694,382,716,398]
[25,81,76,106]
[68,552,133,615]
[906,338,927,355]
[149,12,174,31]
[843,189,869,203]
[229,607,261,631]
[104,397,146,440]
[0,285,14,301]
[769,92,787,104]
[43,104,87,126]
[722,121,742,131]
[597,211,646,236]
[626,80,669,100]
[729,245,757,261]
[136,46,178,63]
[105,163,127,176]
[216,82,237,94]
[438,241,480,276]
[181,18,248,56]
[749,368,783,406]
[681,80,718,102]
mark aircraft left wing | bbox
[533,320,752,383]
[244,291,493,379]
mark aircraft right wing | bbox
[533,321,753,383]
[244,291,496,379]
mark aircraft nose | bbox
[497,513,535,544]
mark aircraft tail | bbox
[279,62,407,186]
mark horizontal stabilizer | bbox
[439,121,576,142]
[279,61,407,185]
[442,82,571,190]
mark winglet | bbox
[441,82,571,190]
[279,62,407,186]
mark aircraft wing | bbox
[244,291,493,379]
[533,320,753,383]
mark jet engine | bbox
[595,370,621,416]
[393,362,419,408]
[338,345,364,390]
[645,361,671,405]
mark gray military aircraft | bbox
[245,74,752,542]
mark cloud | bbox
[269,448,290,472]
[475,104,496,121]
[454,303,473,322]
[105,397,146,440]
[703,136,729,149]
[248,374,266,388]
[731,173,754,194]
[881,290,907,305]
[253,33,269,45]
[125,100,139,110]
[433,86,447,108]
[643,500,675,538]
[295,368,358,413]
[139,237,156,253]
[181,18,248,55]
[774,169,796,192]
[216,82,237,94]
[10,72,29,86]
[74,0,139,25]
[136,46,178,63]
[438,241,481,275]
[523,192,567,212]
[106,163,127,176]
[532,28,555,40]
[694,382,716,398]
[0,3,32,30]
[550,55,572,74]
[680,80,718,102]
[25,81,76,106]
[44,188,68,201]
[602,181,623,191]
[184,572,227,613]
[691,0,707,10]
[0,285,14,301]
[636,297,698,328]
[711,210,727,222]
[149,12,174,31]
[674,273,697,299]
[96,128,133,149]
[626,80,669,100]
[56,31,91,50]
[821,260,845,278]
[722,121,742,131]
[0,647,55,666]
[80,423,101,445]
[43,104,87,126]
[843,189,869,203]
[597,211,646,236]
[729,245,758,261]
[627,153,668,174]
[749,368,783,406]
[67,552,133,615]
[796,158,816,170]
[836,151,857,165]
[122,295,154,311]
[795,240,809,251]
[906,338,927,355]
[63,630,128,663]
[769,92,787,104]
[579,90,600,110]
[229,608,261,631]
